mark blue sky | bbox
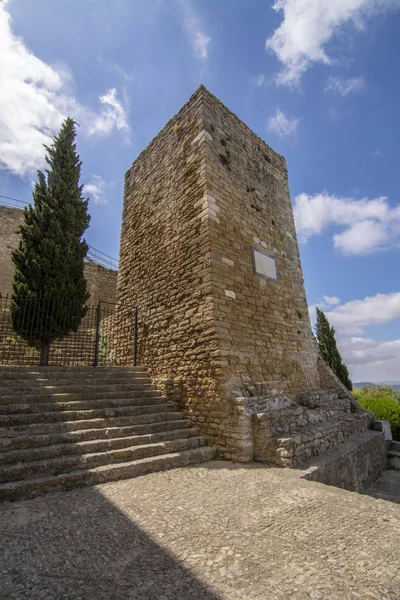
[1,0,399,382]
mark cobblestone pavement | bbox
[1,462,399,600]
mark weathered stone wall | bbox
[0,205,117,305]
[84,260,117,306]
[302,431,388,492]
[117,88,236,454]
[118,86,325,460]
[0,206,24,297]
[201,90,320,399]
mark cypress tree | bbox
[11,118,90,366]
[315,307,352,391]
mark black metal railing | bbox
[0,295,137,367]
[87,246,119,271]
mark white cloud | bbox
[83,175,108,204]
[333,219,388,254]
[268,108,299,137]
[310,292,400,336]
[325,292,400,334]
[294,192,400,255]
[325,76,365,96]
[177,0,211,60]
[266,0,400,86]
[0,1,130,177]
[88,88,130,140]
[339,336,400,382]
[322,295,341,308]
[309,292,400,381]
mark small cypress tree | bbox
[315,307,352,390]
[12,118,90,365]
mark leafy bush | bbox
[353,385,400,441]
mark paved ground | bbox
[1,462,400,600]
[365,469,400,504]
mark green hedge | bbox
[353,386,400,441]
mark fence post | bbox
[133,308,138,367]
[0,295,9,365]
[93,302,101,367]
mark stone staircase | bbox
[251,389,389,490]
[388,440,400,470]
[255,410,374,467]
[0,366,215,501]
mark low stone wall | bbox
[295,389,351,413]
[254,412,373,467]
[301,431,389,492]
[224,386,381,473]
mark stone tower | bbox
[117,86,363,462]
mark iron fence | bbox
[0,295,137,367]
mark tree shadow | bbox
[0,485,222,600]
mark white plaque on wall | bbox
[251,248,278,282]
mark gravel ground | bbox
[1,461,399,600]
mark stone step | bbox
[0,396,169,415]
[1,418,194,451]
[0,427,201,465]
[0,403,176,427]
[300,430,388,492]
[1,410,187,437]
[388,448,400,470]
[0,365,146,372]
[255,412,371,467]
[0,364,216,500]
[0,367,147,379]
[0,382,157,397]
[253,405,325,436]
[0,375,150,385]
[0,376,152,389]
[0,389,163,404]
[0,446,216,501]
[0,436,208,483]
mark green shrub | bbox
[353,385,400,441]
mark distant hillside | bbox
[353,382,400,391]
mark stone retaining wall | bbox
[0,206,24,298]
[84,260,117,306]
[302,431,389,492]
[0,205,117,305]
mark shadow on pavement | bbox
[0,485,222,600]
